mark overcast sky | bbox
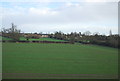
[0,0,119,35]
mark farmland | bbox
[2,42,118,79]
[1,1,119,80]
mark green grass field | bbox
[20,37,66,42]
[1,36,66,42]
[2,43,118,79]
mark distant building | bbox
[41,34,48,38]
[24,33,41,39]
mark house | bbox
[41,34,48,38]
[24,33,41,39]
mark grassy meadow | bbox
[20,37,66,42]
[0,36,66,42]
[2,42,118,79]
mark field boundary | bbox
[2,73,118,79]
[1,40,70,44]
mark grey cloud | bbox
[1,2,118,34]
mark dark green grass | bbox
[2,43,118,79]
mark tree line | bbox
[1,23,120,48]
[49,31,120,48]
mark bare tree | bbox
[109,30,112,36]
[2,23,21,41]
[83,31,91,36]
